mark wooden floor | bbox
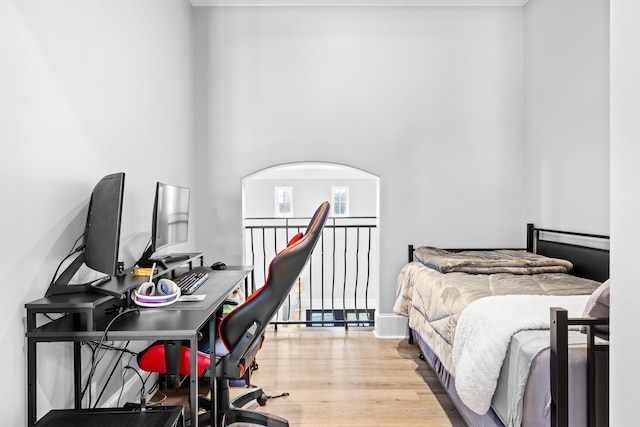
[153,327,465,426]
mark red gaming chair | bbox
[138,201,330,426]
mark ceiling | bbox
[191,0,529,6]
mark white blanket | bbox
[451,294,589,415]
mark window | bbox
[275,187,293,217]
[331,186,349,217]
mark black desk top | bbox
[26,266,253,341]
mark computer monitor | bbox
[137,182,190,268]
[46,172,125,297]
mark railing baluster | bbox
[261,227,267,284]
[250,227,255,275]
[321,229,325,327]
[365,226,372,326]
[308,229,313,325]
[343,225,348,330]
[331,218,336,327]
[354,227,360,327]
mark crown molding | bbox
[190,0,529,6]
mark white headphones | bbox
[132,278,181,307]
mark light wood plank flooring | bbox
[153,327,465,426]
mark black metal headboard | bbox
[527,223,610,283]
[408,223,610,283]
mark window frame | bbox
[274,186,294,217]
[331,186,349,217]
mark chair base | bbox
[198,386,289,427]
[225,387,289,427]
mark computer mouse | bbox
[211,261,227,270]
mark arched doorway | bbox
[241,162,380,329]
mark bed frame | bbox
[407,223,610,427]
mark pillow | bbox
[582,279,609,334]
[582,279,610,318]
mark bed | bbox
[394,224,609,427]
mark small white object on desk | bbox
[178,294,206,302]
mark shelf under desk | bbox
[35,405,184,427]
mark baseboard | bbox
[374,313,408,338]
[102,371,159,408]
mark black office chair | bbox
[138,201,330,426]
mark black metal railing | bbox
[244,216,377,329]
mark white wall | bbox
[524,0,610,235]
[193,6,526,332]
[1,0,196,423]
[244,178,377,218]
[610,0,640,423]
[524,0,612,422]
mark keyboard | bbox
[174,271,209,295]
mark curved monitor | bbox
[151,182,190,254]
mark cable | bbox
[81,308,139,407]
[85,341,137,356]
[48,231,87,287]
[147,391,167,406]
[143,237,152,253]
[116,352,145,407]
[93,341,133,408]
[80,341,99,404]
[82,341,158,410]
[266,392,290,399]
[117,366,146,409]
[48,251,78,288]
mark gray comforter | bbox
[393,258,601,374]
[413,246,573,274]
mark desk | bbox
[28,254,206,332]
[26,258,253,427]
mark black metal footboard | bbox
[550,307,609,427]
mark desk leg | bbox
[190,334,199,427]
[243,271,255,300]
[209,318,217,426]
[73,342,82,408]
[27,339,36,426]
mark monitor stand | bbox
[150,253,190,265]
[136,247,190,270]
[45,253,119,298]
[136,246,164,269]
